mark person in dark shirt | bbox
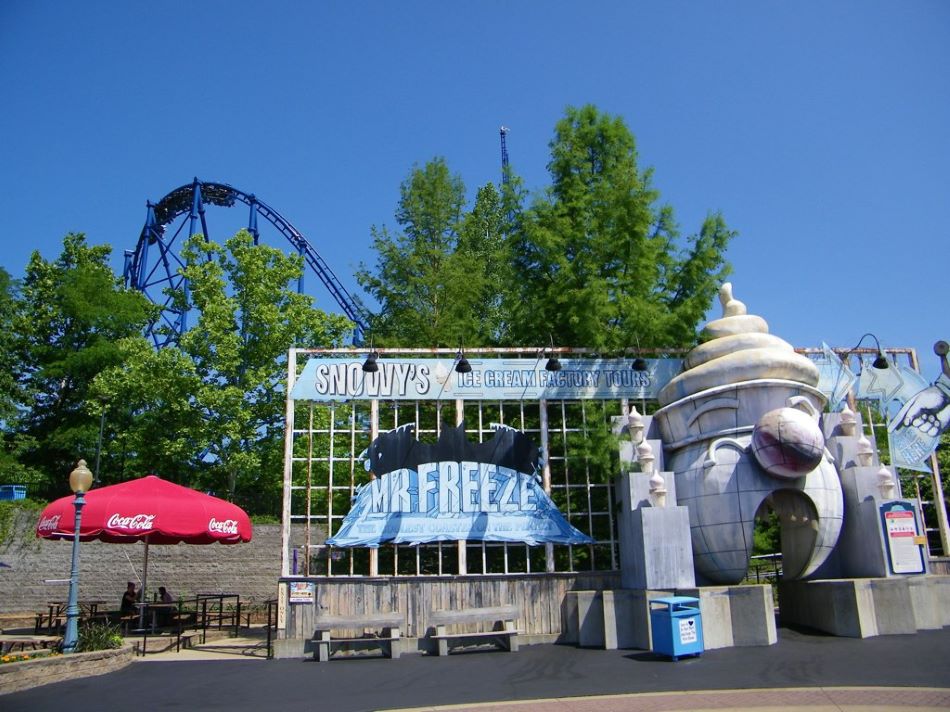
[120,581,138,614]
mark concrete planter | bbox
[0,645,135,695]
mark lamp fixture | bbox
[454,343,472,374]
[545,335,562,372]
[630,335,648,371]
[361,340,379,373]
[851,332,889,370]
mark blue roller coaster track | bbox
[124,179,369,347]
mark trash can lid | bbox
[652,596,700,606]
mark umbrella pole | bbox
[139,537,150,629]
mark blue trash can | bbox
[650,596,703,660]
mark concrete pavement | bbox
[5,625,950,711]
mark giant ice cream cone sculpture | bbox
[654,283,844,584]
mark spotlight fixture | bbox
[545,335,562,372]
[630,335,648,371]
[454,344,472,374]
[361,340,379,373]
[852,332,889,370]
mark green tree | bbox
[94,231,351,512]
[9,235,155,496]
[507,105,734,351]
[357,158,509,347]
[0,267,17,424]
[0,267,41,487]
[456,183,510,344]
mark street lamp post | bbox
[63,459,93,654]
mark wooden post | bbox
[456,398,467,575]
[539,399,554,572]
[369,398,379,577]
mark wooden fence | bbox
[281,571,620,640]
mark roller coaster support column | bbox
[188,178,210,241]
[127,201,158,288]
[248,196,260,244]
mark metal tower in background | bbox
[499,126,510,186]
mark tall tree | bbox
[0,266,41,487]
[357,158,508,347]
[0,267,17,424]
[9,235,155,496]
[507,105,734,351]
[456,182,510,344]
[94,230,351,511]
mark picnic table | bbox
[0,634,60,654]
[133,602,179,632]
[35,600,109,634]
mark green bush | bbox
[76,622,124,652]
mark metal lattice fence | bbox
[281,348,628,578]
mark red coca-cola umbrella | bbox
[36,475,252,623]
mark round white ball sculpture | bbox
[751,407,825,479]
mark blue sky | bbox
[1,1,947,379]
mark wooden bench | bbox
[427,605,520,656]
[312,613,403,662]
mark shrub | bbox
[76,622,124,652]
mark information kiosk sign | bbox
[879,501,926,575]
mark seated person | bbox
[120,582,138,616]
[157,586,176,626]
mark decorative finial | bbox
[856,434,873,467]
[649,471,667,508]
[719,282,747,317]
[636,440,655,475]
[877,465,896,499]
[627,404,644,444]
[839,403,856,436]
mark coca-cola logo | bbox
[209,518,238,535]
[107,513,155,530]
[37,514,61,532]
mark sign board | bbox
[291,357,682,402]
[288,581,315,604]
[880,501,926,575]
[679,618,698,645]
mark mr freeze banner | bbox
[327,422,593,548]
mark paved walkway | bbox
[5,626,950,711]
[385,687,950,711]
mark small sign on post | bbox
[289,581,315,604]
[880,501,926,575]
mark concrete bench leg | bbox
[492,620,519,652]
[436,625,449,656]
[315,630,331,662]
[383,627,401,659]
[505,621,519,652]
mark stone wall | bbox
[0,646,135,696]
[0,509,298,615]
